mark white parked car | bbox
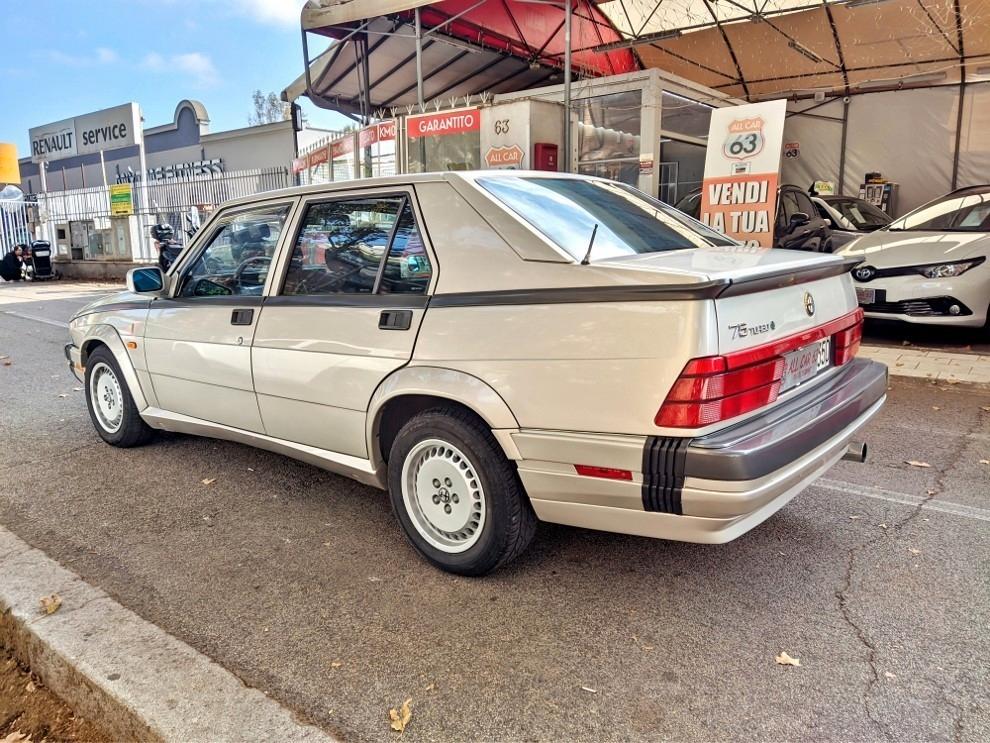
[65,172,885,574]
[839,185,990,328]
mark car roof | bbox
[216,169,606,210]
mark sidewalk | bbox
[859,343,990,385]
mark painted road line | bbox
[816,477,990,522]
[1,310,70,328]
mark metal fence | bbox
[9,166,293,262]
[0,200,32,258]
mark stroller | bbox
[28,241,59,281]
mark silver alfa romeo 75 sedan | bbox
[66,171,886,575]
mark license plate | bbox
[781,338,831,392]
[855,287,875,305]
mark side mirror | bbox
[126,266,164,294]
[789,212,810,227]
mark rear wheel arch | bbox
[368,367,520,469]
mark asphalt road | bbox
[1,282,988,742]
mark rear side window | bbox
[282,196,431,295]
[478,176,734,261]
[889,190,990,232]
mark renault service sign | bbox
[30,103,143,163]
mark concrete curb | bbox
[859,343,990,386]
[0,526,338,743]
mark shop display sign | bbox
[359,120,397,148]
[407,108,480,139]
[484,144,524,168]
[30,103,143,164]
[331,134,355,159]
[292,157,308,174]
[307,146,329,168]
[108,183,133,216]
[700,100,787,247]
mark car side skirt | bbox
[139,407,386,489]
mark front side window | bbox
[888,190,990,232]
[179,204,290,297]
[283,196,432,295]
[478,176,734,261]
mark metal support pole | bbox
[99,150,109,189]
[837,98,849,196]
[137,137,151,261]
[951,80,966,190]
[563,0,572,172]
[415,7,425,110]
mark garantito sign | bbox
[406,108,480,138]
[699,100,787,248]
[29,103,143,164]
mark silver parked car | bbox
[66,172,885,574]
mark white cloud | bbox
[229,0,307,26]
[142,51,219,87]
[46,47,119,67]
[141,52,166,71]
[173,52,219,87]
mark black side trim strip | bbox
[430,281,728,307]
[73,300,152,318]
[642,436,691,514]
[152,296,266,307]
[716,257,862,298]
[264,294,429,308]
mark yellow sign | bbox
[0,142,20,184]
[109,183,133,216]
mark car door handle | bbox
[230,308,254,326]
[379,309,412,330]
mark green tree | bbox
[248,90,289,125]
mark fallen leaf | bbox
[849,515,861,520]
[931,406,941,411]
[927,489,937,495]
[643,644,655,651]
[40,594,62,615]
[878,523,888,530]
[580,686,598,693]
[368,576,382,583]
[201,478,216,485]
[388,698,412,733]
[981,406,990,413]
[884,671,897,680]
[905,460,931,468]
[330,660,342,669]
[2,361,11,367]
[946,379,960,385]
[57,393,68,398]
[323,541,332,547]
[908,548,920,555]
[424,682,436,692]
[72,387,82,392]
[979,459,990,465]
[1,732,30,743]
[775,651,801,667]
[25,680,36,693]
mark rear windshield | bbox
[887,190,990,232]
[477,176,735,261]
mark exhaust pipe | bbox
[842,441,868,463]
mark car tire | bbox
[84,346,155,448]
[387,407,537,576]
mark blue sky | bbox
[0,0,350,155]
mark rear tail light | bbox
[655,308,864,429]
[833,309,864,366]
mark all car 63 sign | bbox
[700,99,787,248]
